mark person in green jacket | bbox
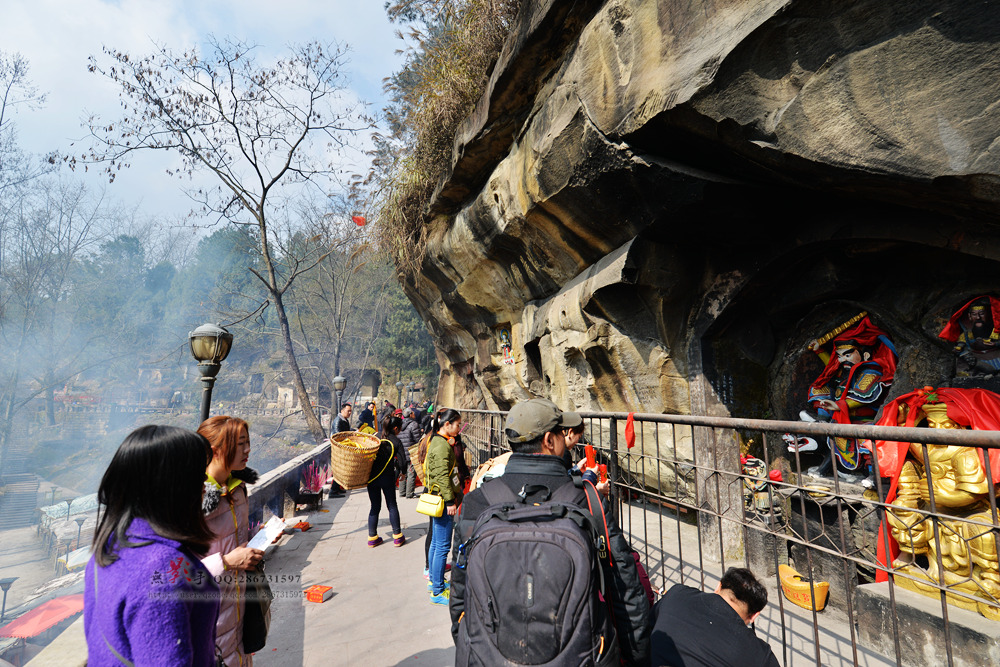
[425,408,464,605]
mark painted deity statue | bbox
[498,328,515,365]
[939,296,1000,376]
[873,387,1000,620]
[785,312,897,485]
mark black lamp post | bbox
[0,577,16,622]
[333,376,346,415]
[407,382,414,405]
[56,539,71,574]
[74,517,86,549]
[395,381,404,407]
[188,323,234,424]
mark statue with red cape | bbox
[785,312,897,487]
[870,386,1000,620]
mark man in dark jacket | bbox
[449,399,651,666]
[328,404,351,498]
[334,404,353,434]
[358,401,376,430]
[397,408,423,498]
[651,567,779,667]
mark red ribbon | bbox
[625,413,636,449]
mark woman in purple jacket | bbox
[85,425,220,666]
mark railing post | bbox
[608,416,620,526]
[489,413,497,459]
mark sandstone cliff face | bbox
[405,0,1000,449]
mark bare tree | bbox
[82,38,374,440]
[0,182,111,471]
[0,52,50,198]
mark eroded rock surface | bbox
[405,0,1000,449]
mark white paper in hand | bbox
[248,515,286,550]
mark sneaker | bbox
[428,581,451,592]
[393,533,406,547]
[367,536,383,548]
[423,568,429,580]
[429,588,450,605]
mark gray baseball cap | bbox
[505,399,583,444]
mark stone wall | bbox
[406,0,1000,445]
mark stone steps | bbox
[0,475,40,528]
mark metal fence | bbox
[458,408,1000,667]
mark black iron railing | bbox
[457,408,1000,667]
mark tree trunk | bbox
[45,371,56,426]
[274,290,325,441]
[0,378,18,480]
[257,219,325,442]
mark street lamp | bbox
[188,323,234,424]
[0,577,16,622]
[395,381,404,407]
[407,382,414,405]
[74,517,87,549]
[333,376,347,414]
[59,539,71,574]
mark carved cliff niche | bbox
[700,237,1000,465]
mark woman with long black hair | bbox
[84,425,219,666]
[424,408,464,605]
[367,412,405,547]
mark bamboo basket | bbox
[329,431,381,490]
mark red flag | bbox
[625,412,636,449]
[351,215,366,226]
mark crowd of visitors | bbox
[83,393,779,666]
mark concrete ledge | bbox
[247,442,331,524]
[856,582,1000,667]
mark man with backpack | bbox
[449,399,651,666]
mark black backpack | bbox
[455,478,620,667]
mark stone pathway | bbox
[266,489,455,666]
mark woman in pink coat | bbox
[199,415,264,667]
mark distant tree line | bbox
[0,50,436,471]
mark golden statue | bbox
[874,388,1000,620]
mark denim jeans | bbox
[429,512,454,595]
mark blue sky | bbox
[1,0,403,222]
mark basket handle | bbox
[366,439,395,484]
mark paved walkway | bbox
[266,489,455,666]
